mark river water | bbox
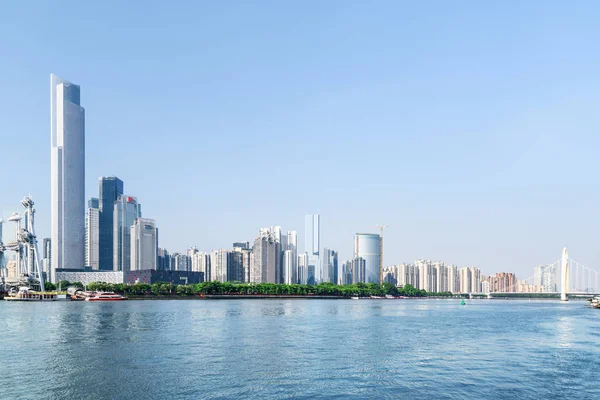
[1,299,599,399]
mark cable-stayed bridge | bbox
[464,248,600,299]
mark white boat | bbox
[85,291,127,301]
[588,296,600,308]
[4,287,58,302]
[351,296,360,300]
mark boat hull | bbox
[85,298,127,301]
[5,297,57,302]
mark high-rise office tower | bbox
[304,214,320,283]
[352,257,366,284]
[271,226,282,244]
[230,246,246,282]
[42,238,51,279]
[287,231,297,252]
[174,254,190,272]
[297,252,308,284]
[341,260,353,285]
[283,250,296,285]
[211,249,230,282]
[130,218,157,270]
[157,247,170,270]
[51,74,85,279]
[286,231,297,284]
[233,242,250,250]
[187,247,198,259]
[354,233,380,284]
[251,228,282,283]
[323,248,338,284]
[85,197,100,270]
[99,176,123,270]
[113,195,141,272]
[243,249,252,283]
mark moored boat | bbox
[587,296,600,308]
[4,287,58,301]
[85,291,127,301]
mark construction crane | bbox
[375,225,389,284]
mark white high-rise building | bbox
[210,249,230,282]
[284,250,296,285]
[417,259,436,292]
[298,252,308,284]
[51,74,85,280]
[287,231,297,252]
[251,228,282,283]
[113,195,141,272]
[397,263,419,288]
[355,233,381,284]
[447,265,459,293]
[459,267,472,293]
[481,280,490,293]
[434,262,447,293]
[192,252,210,280]
[85,198,99,270]
[469,267,481,293]
[286,231,298,284]
[174,254,190,272]
[534,264,558,292]
[130,218,157,270]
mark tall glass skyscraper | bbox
[85,197,100,270]
[130,218,157,271]
[304,214,320,283]
[98,176,123,270]
[51,74,85,280]
[354,233,381,284]
[113,195,141,272]
[323,248,338,284]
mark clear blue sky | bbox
[1,1,599,277]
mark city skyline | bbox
[2,2,600,276]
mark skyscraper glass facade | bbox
[50,74,85,279]
[98,176,123,270]
[354,233,381,284]
[113,195,141,272]
[304,214,320,283]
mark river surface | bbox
[1,299,599,399]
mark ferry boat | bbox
[4,287,58,301]
[587,296,600,309]
[85,291,127,301]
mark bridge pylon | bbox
[560,247,569,302]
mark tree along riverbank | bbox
[44,281,455,298]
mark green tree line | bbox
[47,280,439,298]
